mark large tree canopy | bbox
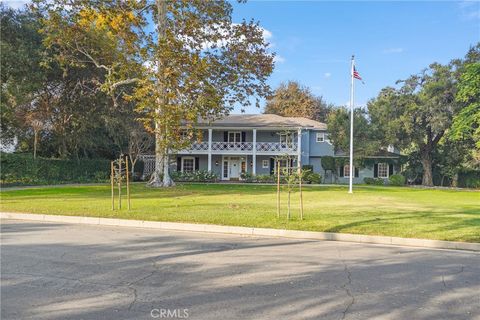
[368,45,479,186]
[264,81,332,122]
[35,0,274,186]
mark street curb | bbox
[2,212,479,252]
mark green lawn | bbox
[1,183,479,242]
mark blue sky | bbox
[230,0,480,113]
[3,0,479,113]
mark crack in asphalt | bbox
[442,265,465,290]
[340,263,355,320]
[336,247,355,320]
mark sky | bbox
[3,0,480,114]
[229,0,480,113]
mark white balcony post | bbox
[208,129,212,171]
[252,129,257,175]
[297,128,302,169]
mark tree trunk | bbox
[452,173,458,188]
[148,0,170,188]
[130,158,137,176]
[148,123,164,187]
[162,149,175,187]
[420,153,434,186]
[33,130,38,159]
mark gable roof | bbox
[197,114,327,130]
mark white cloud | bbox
[1,0,30,9]
[273,55,285,64]
[458,1,480,20]
[324,72,331,78]
[382,48,405,54]
[261,27,273,41]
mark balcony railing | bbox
[180,142,297,153]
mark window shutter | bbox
[195,157,199,170]
[270,158,275,175]
[389,164,394,176]
[177,157,181,171]
[374,164,378,177]
[241,131,246,142]
[339,165,344,177]
[224,131,228,142]
[354,167,359,177]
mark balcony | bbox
[178,142,298,154]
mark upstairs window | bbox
[279,133,294,147]
[316,132,325,142]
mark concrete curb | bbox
[2,212,479,252]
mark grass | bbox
[1,183,479,242]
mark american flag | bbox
[353,66,362,81]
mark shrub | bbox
[256,174,275,183]
[302,170,322,184]
[389,174,405,186]
[240,172,254,182]
[0,153,110,186]
[302,165,314,172]
[364,177,385,185]
[458,170,480,189]
[171,170,218,182]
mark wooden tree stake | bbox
[125,156,131,210]
[299,165,304,220]
[118,158,122,209]
[111,161,115,210]
[276,159,280,218]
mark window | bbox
[228,131,242,143]
[182,157,194,173]
[378,163,389,178]
[344,164,353,178]
[262,160,269,168]
[316,132,325,142]
[223,160,229,178]
[279,133,294,147]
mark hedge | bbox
[0,153,111,186]
[458,170,480,189]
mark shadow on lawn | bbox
[1,221,479,320]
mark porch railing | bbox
[180,141,297,153]
[212,142,254,151]
[256,142,298,152]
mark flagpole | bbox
[348,55,355,194]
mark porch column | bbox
[297,128,302,169]
[208,129,212,171]
[252,129,257,175]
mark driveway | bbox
[1,219,479,320]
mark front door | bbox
[229,158,240,179]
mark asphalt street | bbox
[1,219,479,320]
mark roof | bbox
[197,114,327,130]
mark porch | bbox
[177,128,302,176]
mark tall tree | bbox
[36,0,274,187]
[450,54,480,151]
[369,62,460,186]
[265,81,332,122]
[326,106,380,157]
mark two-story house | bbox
[141,114,400,183]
